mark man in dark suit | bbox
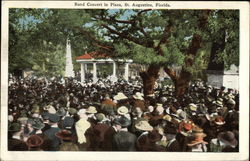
[44,113,61,151]
[164,122,181,152]
[86,122,110,151]
[112,131,137,151]
[103,116,132,151]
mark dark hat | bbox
[48,113,60,123]
[194,116,208,128]
[148,129,162,142]
[26,135,44,148]
[56,107,66,117]
[164,122,177,135]
[196,104,208,115]
[113,116,131,128]
[8,122,21,132]
[41,112,50,120]
[218,131,238,147]
[32,118,45,130]
[63,117,74,129]
[55,130,73,141]
[103,105,115,115]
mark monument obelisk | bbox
[65,38,75,77]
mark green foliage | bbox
[208,10,239,68]
[9,8,239,79]
[185,43,212,80]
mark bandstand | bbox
[76,52,133,83]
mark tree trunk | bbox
[164,34,202,98]
[174,70,192,98]
[140,64,160,97]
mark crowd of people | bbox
[8,75,239,152]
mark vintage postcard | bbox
[1,1,249,161]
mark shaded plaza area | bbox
[7,8,240,152]
[8,74,239,152]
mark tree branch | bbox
[138,9,152,16]
[164,67,178,84]
[102,24,154,48]
[92,42,113,51]
[93,16,135,24]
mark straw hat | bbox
[113,92,128,100]
[46,105,57,114]
[192,126,207,137]
[86,106,97,114]
[188,103,197,112]
[117,106,129,115]
[227,99,236,105]
[135,120,153,131]
[133,92,144,100]
[215,100,223,107]
[163,114,172,122]
[187,126,207,146]
[31,104,40,114]
[77,109,86,115]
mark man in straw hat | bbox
[132,92,146,112]
[117,106,130,120]
[187,126,208,152]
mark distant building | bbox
[207,64,239,90]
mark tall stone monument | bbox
[65,38,75,77]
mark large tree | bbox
[87,9,239,97]
[9,9,239,97]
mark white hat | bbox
[148,106,154,112]
[147,93,155,97]
[113,92,128,100]
[133,92,144,100]
[86,106,97,114]
[135,120,153,131]
[77,109,86,115]
[188,103,197,111]
[117,106,129,115]
[46,105,56,114]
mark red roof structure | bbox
[76,52,110,60]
